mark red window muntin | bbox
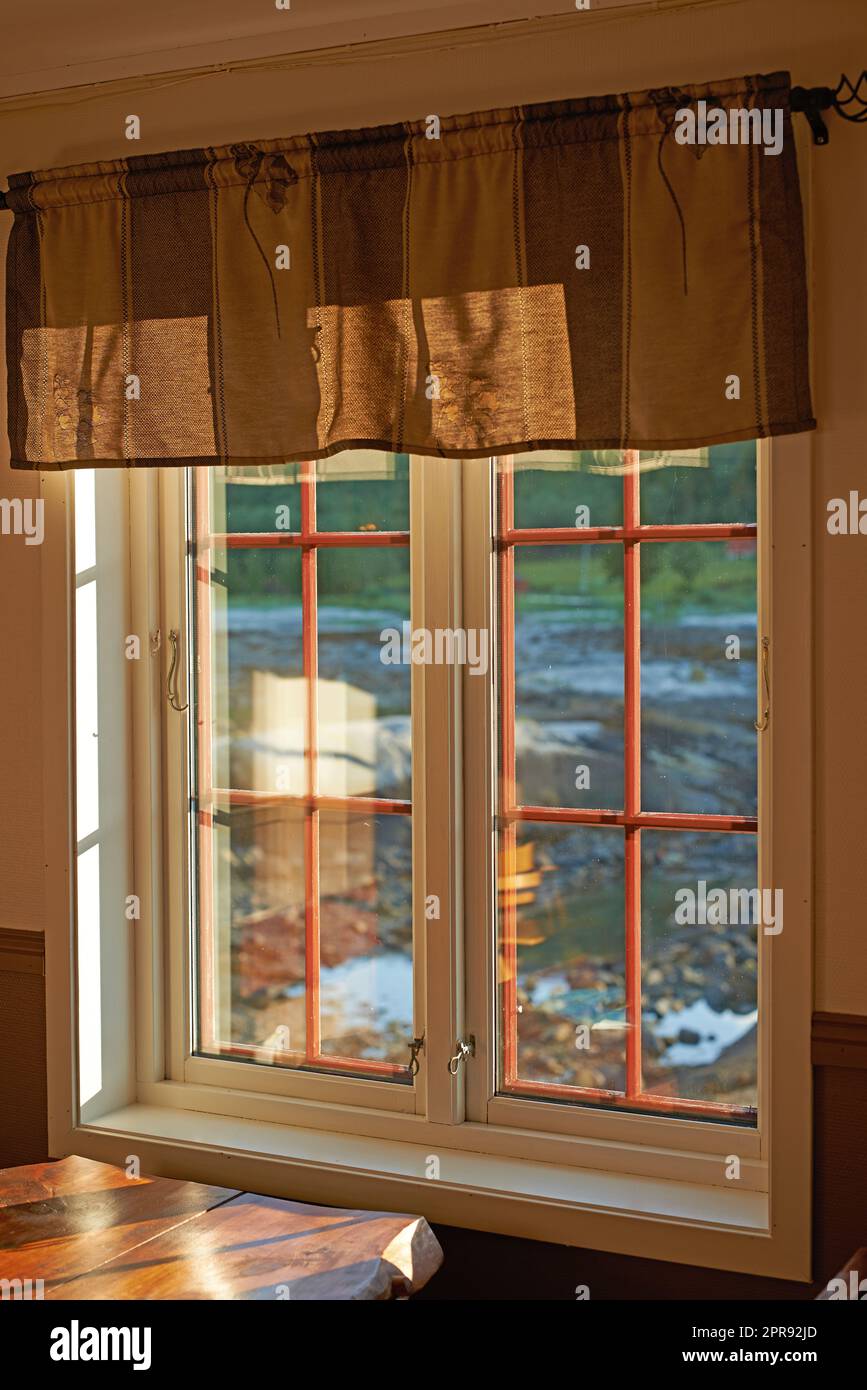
[193,462,411,1080]
[496,450,758,1121]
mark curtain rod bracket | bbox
[790,85,834,145]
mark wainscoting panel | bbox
[0,929,48,1169]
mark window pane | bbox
[319,810,413,1068]
[641,541,757,816]
[75,581,100,840]
[77,842,102,1105]
[74,467,96,572]
[198,802,307,1061]
[497,445,760,1123]
[316,451,409,532]
[499,823,626,1095]
[510,451,622,528]
[206,545,304,793]
[318,546,411,801]
[641,831,758,1115]
[513,545,623,809]
[639,442,756,525]
[193,457,413,1085]
[214,462,302,534]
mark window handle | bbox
[754,635,770,733]
[167,629,188,712]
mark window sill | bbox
[56,1101,802,1280]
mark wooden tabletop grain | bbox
[0,1155,443,1300]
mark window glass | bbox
[192,456,413,1082]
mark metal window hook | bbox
[447,1036,475,1076]
[167,629,188,712]
[407,1034,425,1078]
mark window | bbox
[190,456,414,1082]
[51,433,812,1277]
[495,448,759,1122]
[181,443,761,1128]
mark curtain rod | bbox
[0,72,863,210]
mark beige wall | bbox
[0,0,864,1012]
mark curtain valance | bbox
[5,70,813,470]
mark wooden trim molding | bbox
[0,928,45,976]
[812,1012,867,1070]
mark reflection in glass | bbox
[319,812,413,1064]
[215,462,301,534]
[639,442,756,526]
[641,831,758,1110]
[316,451,409,532]
[193,453,413,1082]
[207,546,304,793]
[500,824,626,1093]
[202,802,307,1061]
[641,542,757,815]
[511,450,622,529]
[318,546,411,801]
[201,804,414,1071]
[514,546,623,809]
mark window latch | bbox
[407,1033,425,1077]
[447,1035,475,1076]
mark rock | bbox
[575,1066,606,1089]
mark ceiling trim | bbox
[0,0,742,107]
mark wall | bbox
[0,0,865,1287]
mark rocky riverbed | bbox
[215,596,759,1116]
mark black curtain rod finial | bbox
[792,71,867,143]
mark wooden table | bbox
[0,1155,443,1300]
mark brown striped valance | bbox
[5,70,813,470]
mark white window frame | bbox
[161,457,464,1119]
[42,428,813,1280]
